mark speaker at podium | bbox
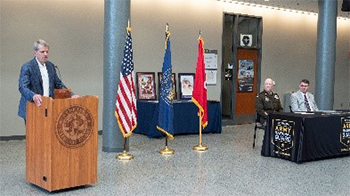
[26,94,98,192]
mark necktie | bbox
[304,94,311,112]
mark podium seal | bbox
[56,105,93,148]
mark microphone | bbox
[54,65,62,81]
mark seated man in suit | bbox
[18,39,79,120]
[290,79,318,112]
[255,78,283,125]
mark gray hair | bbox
[264,78,276,86]
[33,39,49,51]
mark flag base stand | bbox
[159,136,174,155]
[159,146,175,155]
[116,137,133,160]
[116,150,134,160]
[193,112,208,152]
[193,144,208,151]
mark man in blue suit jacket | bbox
[18,39,78,119]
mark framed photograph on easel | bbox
[178,73,195,100]
[136,72,156,100]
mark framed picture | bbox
[204,53,218,69]
[238,59,254,92]
[178,73,195,100]
[136,72,156,100]
[240,34,253,47]
[205,70,217,85]
[158,72,176,100]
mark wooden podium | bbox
[26,95,98,192]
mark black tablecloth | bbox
[261,112,350,163]
[134,100,222,138]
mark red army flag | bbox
[191,37,208,129]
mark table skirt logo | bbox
[271,119,295,157]
[56,105,93,148]
[340,117,350,151]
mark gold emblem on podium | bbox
[56,105,93,148]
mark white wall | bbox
[335,19,350,109]
[0,0,349,137]
[0,0,104,137]
[131,0,223,100]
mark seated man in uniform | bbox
[255,78,283,125]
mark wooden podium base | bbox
[26,96,98,192]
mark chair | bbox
[253,113,265,148]
[289,105,294,113]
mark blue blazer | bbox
[18,58,68,119]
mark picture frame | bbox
[178,73,195,100]
[204,50,218,69]
[240,34,253,47]
[136,72,156,100]
[238,59,254,92]
[158,72,177,100]
[205,70,217,85]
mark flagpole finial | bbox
[199,30,202,38]
[165,23,170,37]
[164,23,170,49]
[126,19,131,32]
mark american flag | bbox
[115,29,137,138]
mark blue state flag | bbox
[156,32,174,139]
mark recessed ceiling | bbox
[222,0,350,18]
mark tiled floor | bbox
[1,124,349,196]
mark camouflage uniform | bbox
[255,90,283,124]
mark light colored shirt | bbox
[290,90,318,112]
[36,58,49,97]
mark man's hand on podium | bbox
[33,94,42,106]
[72,95,80,99]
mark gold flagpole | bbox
[159,136,175,155]
[193,30,208,152]
[193,111,208,151]
[159,23,175,156]
[116,137,134,160]
[116,19,134,160]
